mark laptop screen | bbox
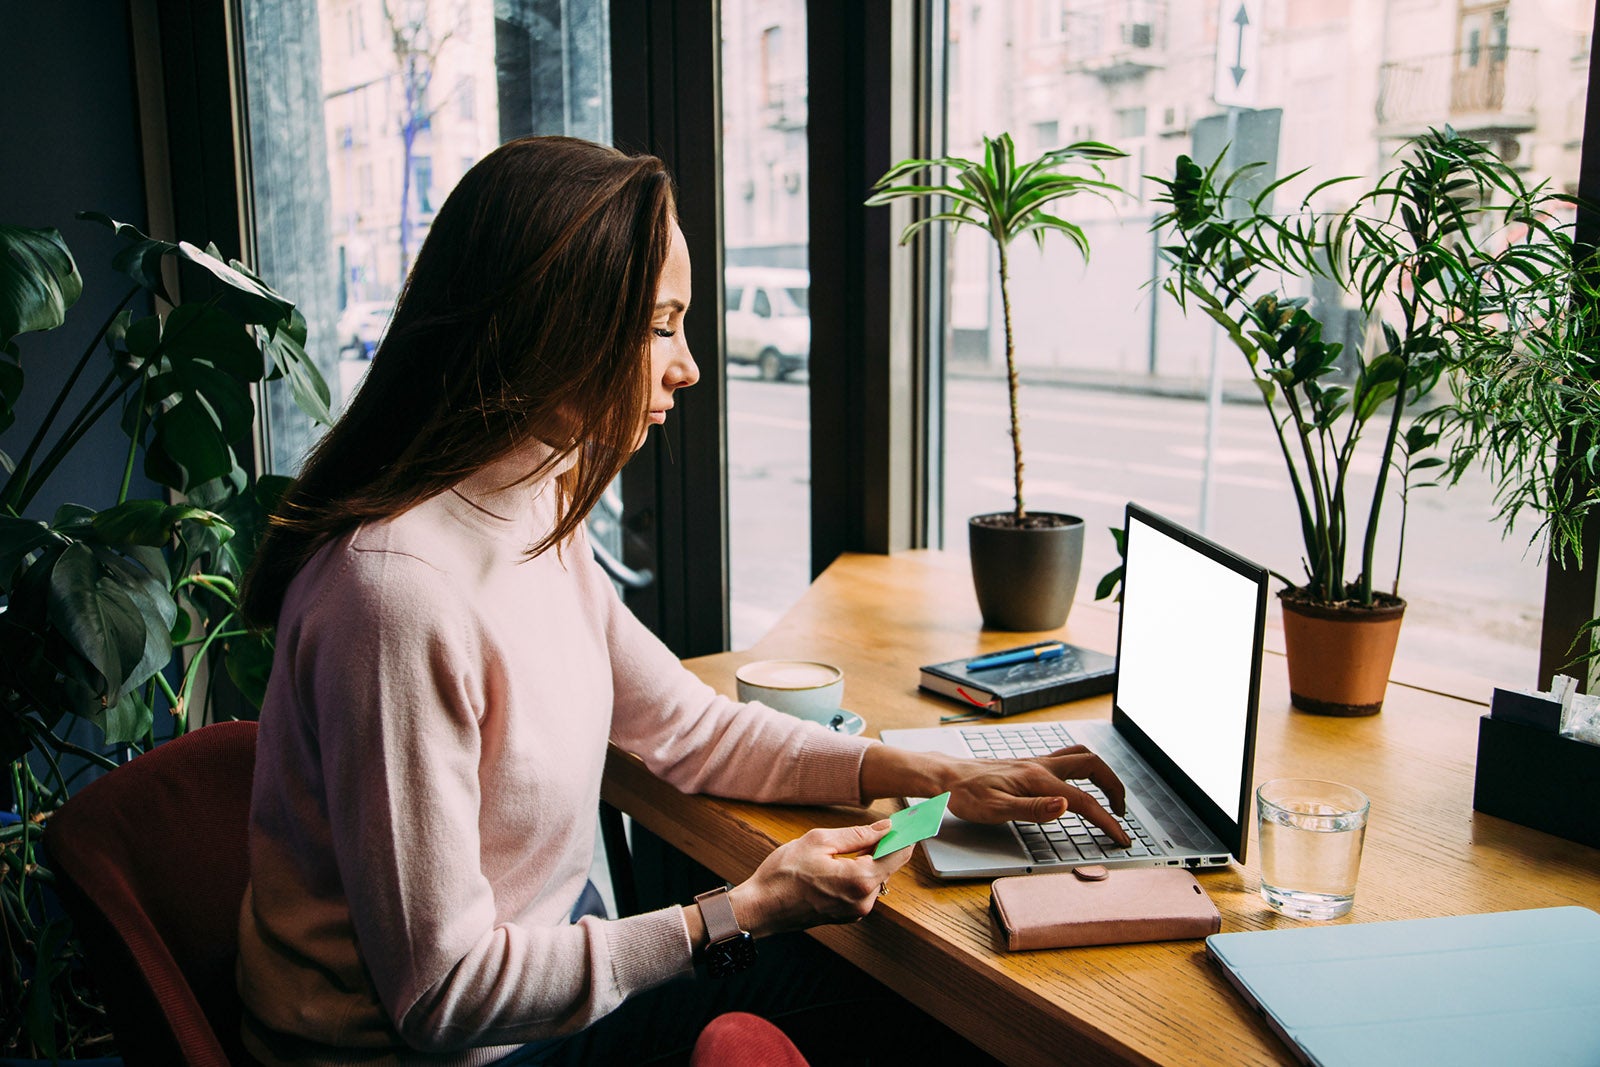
[1113,504,1268,858]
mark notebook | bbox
[918,640,1116,716]
[880,502,1269,878]
[1206,907,1600,1067]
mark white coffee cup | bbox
[735,660,844,724]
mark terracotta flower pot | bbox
[968,512,1083,632]
[1279,591,1406,716]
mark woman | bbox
[237,136,1128,1066]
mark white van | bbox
[724,267,810,380]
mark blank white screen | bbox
[1117,514,1258,816]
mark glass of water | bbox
[1256,778,1370,920]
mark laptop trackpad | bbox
[922,813,1027,870]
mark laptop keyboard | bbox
[960,722,1164,863]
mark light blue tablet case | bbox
[1206,907,1600,1067]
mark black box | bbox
[1473,715,1600,849]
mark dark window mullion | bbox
[1538,0,1600,691]
[613,0,731,658]
[807,0,939,576]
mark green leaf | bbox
[144,387,242,490]
[103,685,154,746]
[1094,564,1124,602]
[82,214,299,328]
[0,344,21,436]
[260,309,334,426]
[161,300,266,379]
[224,628,276,709]
[24,917,72,1059]
[0,514,57,590]
[0,224,82,349]
[79,210,179,300]
[46,542,160,703]
[124,311,163,360]
[91,499,231,547]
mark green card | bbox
[873,791,952,858]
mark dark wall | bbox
[0,2,161,517]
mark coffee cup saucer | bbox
[819,710,865,735]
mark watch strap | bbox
[694,885,744,944]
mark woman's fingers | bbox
[820,819,893,857]
[1057,785,1132,846]
[740,820,911,934]
[1039,749,1127,816]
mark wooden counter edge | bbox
[602,745,1159,1067]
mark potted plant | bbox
[1427,227,1600,682]
[867,132,1127,631]
[1149,127,1584,714]
[0,214,329,1059]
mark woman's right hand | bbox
[727,819,911,938]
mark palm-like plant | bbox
[867,132,1126,526]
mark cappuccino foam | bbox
[737,661,840,690]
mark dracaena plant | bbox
[0,213,329,1058]
[1422,209,1600,676]
[1146,126,1584,610]
[867,132,1126,527]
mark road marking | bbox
[964,477,1198,518]
[947,399,1264,440]
[981,446,1288,491]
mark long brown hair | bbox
[242,136,676,626]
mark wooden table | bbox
[602,551,1600,1066]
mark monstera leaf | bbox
[0,224,82,349]
[0,225,83,440]
[78,212,293,326]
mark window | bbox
[723,0,811,648]
[1116,106,1146,138]
[241,0,612,476]
[760,25,784,107]
[413,155,433,214]
[1033,119,1060,153]
[935,0,1595,685]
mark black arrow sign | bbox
[1230,4,1250,87]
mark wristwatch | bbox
[694,886,757,977]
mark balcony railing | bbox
[1378,47,1538,133]
[1063,0,1168,81]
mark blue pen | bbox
[965,642,1066,671]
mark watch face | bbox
[706,931,758,978]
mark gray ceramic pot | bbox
[967,512,1084,631]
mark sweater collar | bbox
[443,440,579,536]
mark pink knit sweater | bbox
[237,451,875,1065]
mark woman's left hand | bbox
[859,743,1130,846]
[942,746,1129,845]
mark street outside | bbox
[728,372,1548,694]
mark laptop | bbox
[880,502,1269,878]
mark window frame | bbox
[149,0,1600,688]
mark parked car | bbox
[336,299,394,359]
[724,267,809,380]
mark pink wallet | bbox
[989,865,1222,950]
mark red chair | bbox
[44,720,263,1067]
[691,1012,811,1067]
